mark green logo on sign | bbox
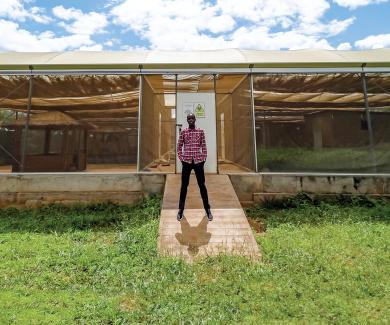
[194,103,205,118]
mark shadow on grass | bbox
[0,196,162,234]
[246,193,390,229]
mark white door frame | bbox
[175,92,217,173]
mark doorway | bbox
[139,74,256,173]
[176,92,217,173]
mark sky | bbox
[0,0,389,52]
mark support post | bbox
[20,74,33,172]
[250,71,258,172]
[137,73,143,172]
[213,74,219,174]
[174,74,178,173]
[361,69,376,172]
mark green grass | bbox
[258,143,390,172]
[1,196,389,324]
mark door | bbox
[176,92,217,173]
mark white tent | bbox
[0,49,390,71]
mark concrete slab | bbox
[0,173,165,207]
[158,174,260,262]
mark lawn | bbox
[257,143,390,173]
[0,196,389,324]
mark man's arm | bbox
[200,130,207,161]
[177,129,184,161]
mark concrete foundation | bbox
[0,173,165,208]
[1,172,389,208]
[228,173,390,205]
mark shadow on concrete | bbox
[175,215,211,258]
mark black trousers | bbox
[179,160,210,211]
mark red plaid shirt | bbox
[177,127,207,164]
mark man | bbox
[177,113,213,222]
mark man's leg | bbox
[178,161,192,212]
[194,162,212,221]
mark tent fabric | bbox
[1,73,388,113]
[0,91,139,108]
[253,90,390,105]
[0,49,390,70]
[4,111,83,127]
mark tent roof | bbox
[4,111,84,127]
[0,49,390,70]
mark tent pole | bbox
[137,73,143,172]
[213,74,219,174]
[361,69,376,172]
[174,74,178,174]
[20,73,33,172]
[250,71,258,172]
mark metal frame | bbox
[136,75,143,172]
[1,171,388,176]
[2,67,390,176]
[213,74,219,174]
[251,67,390,74]
[20,74,33,172]
[361,69,377,173]
[1,66,390,76]
[174,74,178,174]
[256,172,390,176]
[249,72,258,172]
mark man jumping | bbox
[177,113,213,222]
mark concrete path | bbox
[158,174,260,262]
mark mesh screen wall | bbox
[2,72,389,174]
[139,75,176,172]
[365,73,390,173]
[216,75,255,172]
[1,74,139,172]
[254,73,379,173]
[0,76,30,172]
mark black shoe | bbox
[206,209,213,221]
[177,209,184,221]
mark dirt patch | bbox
[247,217,266,234]
[119,295,138,312]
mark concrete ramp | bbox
[158,174,260,261]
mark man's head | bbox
[187,113,196,128]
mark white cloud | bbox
[298,17,355,37]
[206,15,236,34]
[104,0,122,8]
[52,6,79,20]
[0,5,108,52]
[30,6,52,24]
[0,0,28,20]
[110,0,353,50]
[53,5,108,35]
[355,33,390,49]
[111,0,234,50]
[0,0,51,23]
[230,26,334,50]
[2,0,384,52]
[147,29,230,50]
[337,42,352,50]
[0,19,97,51]
[333,0,387,9]
[111,0,233,34]
[217,0,330,24]
[0,3,109,52]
